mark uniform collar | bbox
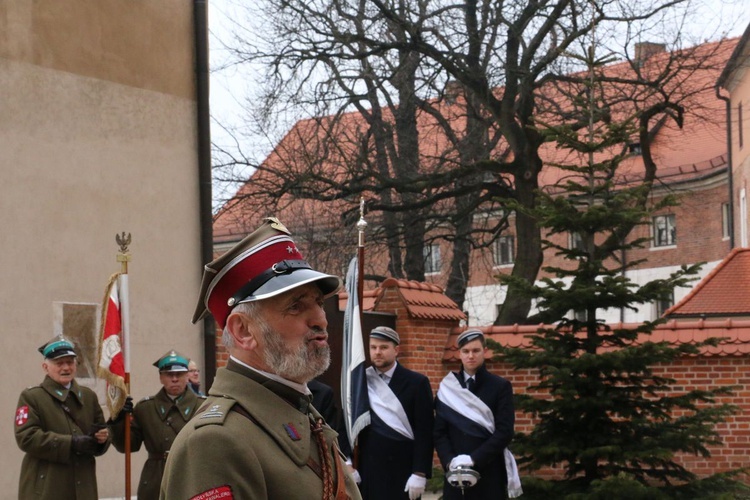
[226,358,313,414]
[42,376,83,403]
[154,387,197,421]
[229,355,311,396]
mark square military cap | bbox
[38,336,77,359]
[457,328,485,347]
[370,326,400,345]
[154,350,190,372]
[193,217,342,329]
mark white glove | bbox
[351,469,362,484]
[449,454,474,470]
[404,474,426,500]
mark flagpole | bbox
[354,198,366,470]
[116,232,132,500]
[356,197,366,314]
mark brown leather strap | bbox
[332,442,349,500]
[311,417,334,500]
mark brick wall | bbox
[212,285,750,481]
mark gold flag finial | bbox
[116,232,132,264]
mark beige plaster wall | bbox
[0,1,203,496]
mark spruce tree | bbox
[495,44,743,498]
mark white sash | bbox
[366,366,414,440]
[437,373,494,433]
[437,373,523,498]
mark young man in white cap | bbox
[109,350,204,500]
[354,325,434,500]
[14,336,111,500]
[160,217,361,500]
[434,329,516,499]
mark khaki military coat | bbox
[110,387,203,500]
[15,376,111,500]
[160,359,362,500]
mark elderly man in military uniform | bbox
[434,329,517,499]
[160,217,361,500]
[14,336,111,500]
[354,326,434,500]
[109,349,204,499]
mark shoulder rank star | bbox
[200,404,224,419]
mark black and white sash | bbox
[436,373,523,498]
[365,366,414,440]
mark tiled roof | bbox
[665,248,750,317]
[443,319,750,361]
[337,289,379,312]
[214,38,737,244]
[378,279,467,321]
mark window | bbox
[494,236,515,265]
[722,203,731,239]
[424,244,441,274]
[652,214,676,247]
[655,292,674,318]
[569,232,585,251]
[628,142,642,155]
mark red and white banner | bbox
[98,272,128,418]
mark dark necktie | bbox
[467,377,475,393]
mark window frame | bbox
[494,235,515,266]
[652,214,676,248]
[423,243,441,275]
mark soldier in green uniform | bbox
[161,217,362,500]
[109,349,204,500]
[14,336,111,500]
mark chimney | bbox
[634,42,666,66]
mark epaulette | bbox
[193,397,237,428]
[139,396,152,403]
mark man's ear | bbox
[226,313,258,351]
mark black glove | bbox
[109,396,134,424]
[122,396,134,414]
[71,434,99,455]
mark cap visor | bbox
[238,269,342,304]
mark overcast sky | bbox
[206,0,750,207]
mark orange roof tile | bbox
[337,289,379,312]
[443,319,750,361]
[379,278,467,321]
[665,248,750,317]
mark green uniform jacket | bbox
[160,359,362,500]
[110,387,204,500]
[15,376,111,500]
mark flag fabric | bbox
[341,257,370,451]
[97,272,128,418]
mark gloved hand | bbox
[351,469,362,484]
[404,474,426,500]
[71,434,99,455]
[109,396,133,424]
[344,458,362,484]
[449,454,474,470]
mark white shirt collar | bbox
[377,361,398,379]
[230,355,311,395]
